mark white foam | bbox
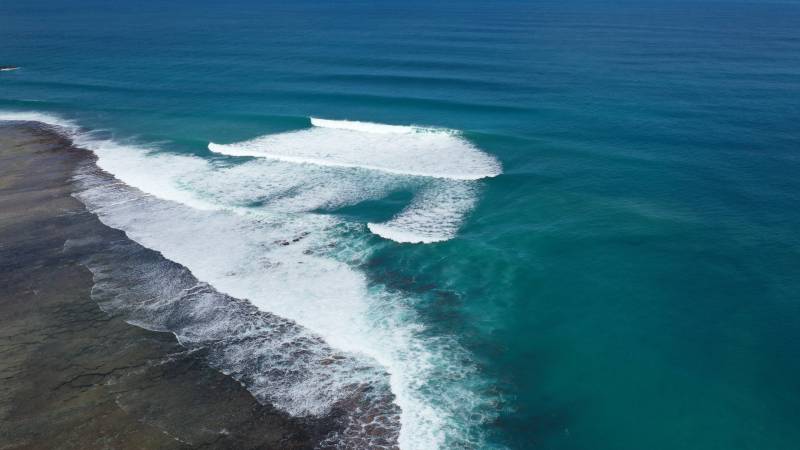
[208,117,501,244]
[76,137,220,212]
[209,117,501,181]
[79,143,495,448]
[310,117,440,134]
[72,174,401,448]
[369,181,478,244]
[0,67,20,72]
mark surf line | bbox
[208,117,502,243]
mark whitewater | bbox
[0,112,501,449]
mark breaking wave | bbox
[209,117,500,181]
[0,111,500,449]
[209,117,500,243]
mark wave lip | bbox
[310,117,444,134]
[209,117,501,181]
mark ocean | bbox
[2,1,799,448]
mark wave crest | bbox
[209,117,500,181]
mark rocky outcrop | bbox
[0,123,329,449]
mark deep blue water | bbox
[2,1,800,449]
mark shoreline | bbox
[0,122,337,449]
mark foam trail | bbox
[209,117,501,181]
[368,181,478,244]
[79,141,496,449]
[72,165,401,448]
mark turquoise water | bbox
[3,1,800,448]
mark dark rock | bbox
[0,123,325,449]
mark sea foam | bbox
[209,117,501,181]
[0,111,78,130]
[209,117,500,244]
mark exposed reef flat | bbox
[0,122,336,449]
